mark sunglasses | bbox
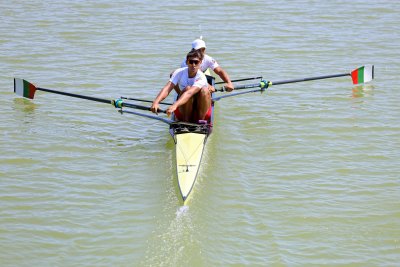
[188,59,200,65]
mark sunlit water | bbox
[1,1,399,266]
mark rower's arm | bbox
[154,81,174,102]
[173,86,201,107]
[214,66,234,91]
[165,85,201,116]
[151,81,175,113]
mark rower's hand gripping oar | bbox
[13,78,168,114]
[213,65,374,101]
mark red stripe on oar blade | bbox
[28,83,36,99]
[22,79,36,99]
[351,69,359,84]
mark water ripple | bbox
[1,0,400,266]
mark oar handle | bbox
[228,82,261,90]
[218,81,269,92]
[122,102,167,113]
[113,99,166,114]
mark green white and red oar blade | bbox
[216,65,374,92]
[13,78,173,124]
[213,65,374,101]
[14,78,37,99]
[351,65,374,85]
[13,78,169,114]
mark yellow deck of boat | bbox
[175,132,207,203]
[173,68,213,203]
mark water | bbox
[1,1,399,266]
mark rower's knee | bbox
[200,86,211,97]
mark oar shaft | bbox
[271,73,350,86]
[118,110,172,124]
[37,87,111,104]
[37,87,166,113]
[219,72,351,91]
[215,76,262,85]
[213,88,263,101]
[121,96,172,105]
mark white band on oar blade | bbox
[351,65,374,85]
[14,78,24,96]
[14,78,37,99]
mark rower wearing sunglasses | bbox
[151,49,211,123]
[181,38,234,93]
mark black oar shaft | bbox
[215,76,262,85]
[118,110,172,124]
[121,96,172,105]
[213,88,263,101]
[220,72,351,91]
[122,102,166,113]
[37,87,166,113]
[271,73,350,86]
[37,87,111,104]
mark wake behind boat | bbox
[13,65,374,204]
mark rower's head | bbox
[192,38,206,54]
[186,49,204,65]
[186,49,203,67]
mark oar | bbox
[117,109,173,124]
[215,76,263,85]
[120,96,173,105]
[13,78,167,113]
[213,65,374,101]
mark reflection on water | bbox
[352,84,375,98]
[13,98,37,113]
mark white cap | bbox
[192,39,206,50]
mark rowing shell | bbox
[169,102,214,204]
[169,72,215,204]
